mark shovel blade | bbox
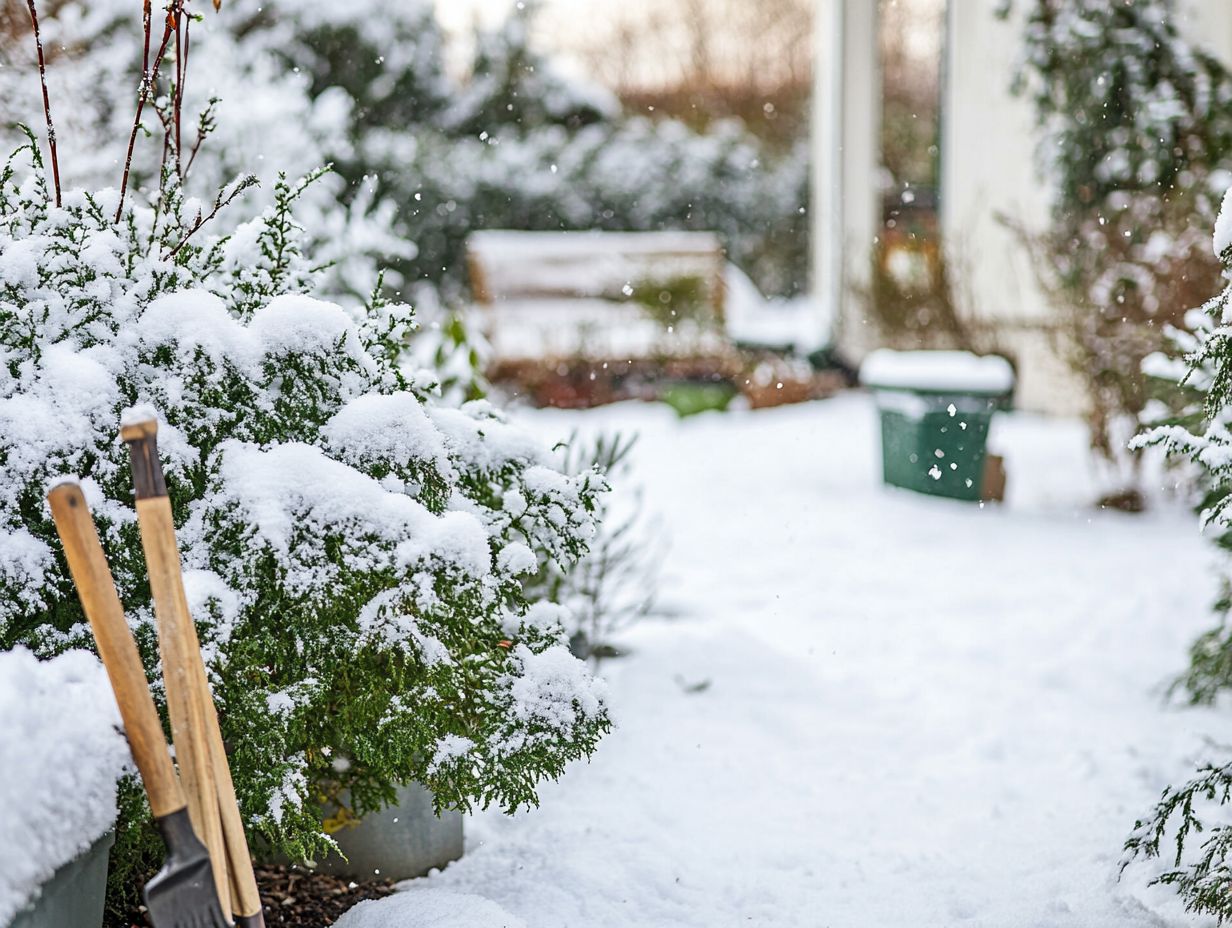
[143,808,230,928]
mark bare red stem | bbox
[25,0,61,206]
[116,7,176,221]
[173,6,183,171]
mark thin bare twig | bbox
[141,0,152,85]
[116,4,176,221]
[173,4,183,171]
[156,97,174,176]
[24,0,61,206]
[180,13,192,167]
[165,174,257,258]
[184,96,219,179]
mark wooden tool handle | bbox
[124,417,233,916]
[48,482,188,819]
[135,494,230,907]
[125,414,264,924]
[212,704,265,925]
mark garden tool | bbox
[48,481,230,928]
[123,414,266,928]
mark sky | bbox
[433,0,589,79]
[432,0,945,91]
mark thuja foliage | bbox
[1125,195,1232,920]
[0,2,610,913]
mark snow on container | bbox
[0,647,129,928]
[860,350,1014,502]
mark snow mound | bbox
[336,889,527,928]
[0,647,130,923]
[323,392,453,477]
[210,441,493,585]
[860,349,1015,394]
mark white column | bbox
[812,0,881,360]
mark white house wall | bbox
[940,0,1076,414]
[1177,1,1232,64]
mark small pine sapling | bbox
[1126,190,1232,920]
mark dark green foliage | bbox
[1124,761,1232,922]
[1003,0,1232,219]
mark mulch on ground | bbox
[117,864,397,927]
[255,864,397,927]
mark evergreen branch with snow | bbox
[1124,761,1232,922]
[1126,161,1232,926]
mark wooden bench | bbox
[466,230,728,362]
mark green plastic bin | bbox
[861,350,1014,502]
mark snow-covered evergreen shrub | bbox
[0,128,610,898]
[1003,0,1232,213]
[1124,190,1232,920]
[438,0,617,137]
[0,0,412,302]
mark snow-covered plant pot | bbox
[861,350,1015,502]
[8,833,114,928]
[0,649,129,928]
[312,783,463,882]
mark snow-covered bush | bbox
[1124,190,1232,920]
[0,0,412,302]
[1003,0,1232,488]
[1004,0,1232,213]
[0,647,130,924]
[234,0,808,299]
[0,6,610,905]
[0,0,810,303]
[388,117,809,301]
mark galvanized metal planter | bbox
[315,783,463,883]
[8,831,114,928]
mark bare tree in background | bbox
[880,0,945,188]
[561,0,812,141]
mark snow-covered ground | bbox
[345,393,1232,928]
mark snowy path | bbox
[357,394,1232,927]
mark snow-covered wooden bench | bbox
[466,230,728,362]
